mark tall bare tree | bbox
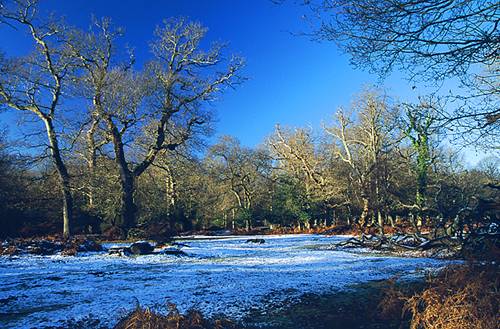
[0,0,76,237]
[68,18,244,235]
[324,90,399,231]
[268,125,346,207]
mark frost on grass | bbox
[0,234,448,328]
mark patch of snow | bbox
[0,234,449,328]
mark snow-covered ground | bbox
[0,234,448,328]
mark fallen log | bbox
[331,233,464,256]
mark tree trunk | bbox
[388,214,395,227]
[409,213,421,234]
[360,196,370,228]
[119,171,136,234]
[44,118,72,238]
[231,189,243,209]
[415,135,429,209]
[105,116,136,235]
[377,210,384,235]
[86,116,100,209]
[164,164,176,216]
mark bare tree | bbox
[268,125,344,205]
[298,0,499,142]
[324,90,399,232]
[68,18,244,235]
[0,0,76,237]
[208,136,269,230]
[312,1,499,81]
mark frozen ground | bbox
[0,234,449,328]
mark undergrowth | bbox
[113,303,236,329]
[404,264,499,329]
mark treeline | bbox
[1,89,499,238]
[0,1,499,239]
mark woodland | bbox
[0,1,498,329]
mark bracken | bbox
[113,303,237,329]
[404,264,499,329]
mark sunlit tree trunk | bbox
[164,164,176,216]
[377,210,384,235]
[359,193,370,229]
[44,118,73,238]
[0,3,76,237]
[85,116,100,210]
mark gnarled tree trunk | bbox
[105,116,136,235]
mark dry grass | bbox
[403,264,499,329]
[113,303,236,329]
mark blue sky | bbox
[0,0,488,164]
